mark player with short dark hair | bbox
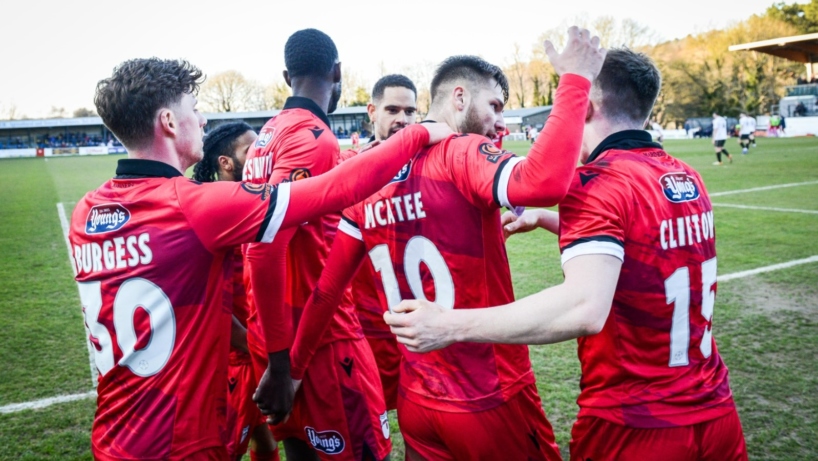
[72,57,450,461]
[387,48,748,461]
[244,29,401,461]
[193,122,280,461]
[289,27,606,460]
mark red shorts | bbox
[569,409,748,461]
[253,339,390,461]
[226,350,267,460]
[364,334,401,411]
[397,382,562,461]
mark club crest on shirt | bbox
[389,159,413,184]
[305,427,345,455]
[256,127,275,147]
[85,203,130,234]
[478,142,503,163]
[659,172,700,203]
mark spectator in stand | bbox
[795,102,807,117]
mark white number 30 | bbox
[79,278,176,378]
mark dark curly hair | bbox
[595,48,662,125]
[372,74,417,103]
[193,122,254,183]
[284,29,338,78]
[430,55,509,105]
[94,58,204,149]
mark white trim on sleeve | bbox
[496,156,525,208]
[561,240,625,266]
[259,182,291,243]
[338,218,363,241]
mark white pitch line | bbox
[710,180,818,197]
[0,391,96,415]
[712,203,818,215]
[718,255,818,282]
[57,202,99,388]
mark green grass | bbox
[0,137,817,460]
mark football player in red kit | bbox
[387,49,748,461]
[243,29,397,461]
[71,57,450,461]
[288,27,606,461]
[192,122,279,461]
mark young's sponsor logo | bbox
[85,204,130,234]
[305,427,345,455]
[389,159,413,184]
[659,172,700,203]
[256,127,275,147]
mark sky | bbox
[0,0,789,118]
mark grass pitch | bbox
[0,137,816,460]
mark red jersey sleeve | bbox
[558,164,632,266]
[504,73,592,208]
[176,179,288,252]
[446,134,517,211]
[289,230,366,379]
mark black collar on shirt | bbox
[586,129,663,164]
[115,159,184,179]
[283,96,332,129]
[368,135,376,143]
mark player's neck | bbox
[128,140,186,174]
[424,107,458,133]
[584,119,642,155]
[291,79,333,114]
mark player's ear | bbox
[585,100,595,123]
[158,108,175,137]
[367,102,377,122]
[283,70,292,88]
[217,155,233,174]
[453,86,466,112]
[333,62,342,84]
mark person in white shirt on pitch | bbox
[712,112,732,165]
[749,115,757,147]
[738,113,755,154]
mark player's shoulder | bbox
[438,133,513,164]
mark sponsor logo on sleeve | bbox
[659,172,700,203]
[478,142,503,163]
[389,159,413,184]
[256,127,275,147]
[288,168,312,182]
[241,182,272,201]
[305,427,345,455]
[85,203,130,234]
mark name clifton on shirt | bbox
[364,191,426,229]
[660,210,714,250]
[74,233,152,275]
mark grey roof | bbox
[503,106,553,118]
[0,106,369,131]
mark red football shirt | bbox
[244,97,361,355]
[558,130,734,428]
[342,134,534,412]
[70,159,290,460]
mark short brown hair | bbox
[595,48,661,125]
[431,55,509,105]
[94,58,204,148]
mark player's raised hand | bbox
[420,122,455,145]
[545,26,607,82]
[384,299,454,353]
[253,351,295,425]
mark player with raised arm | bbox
[386,49,748,461]
[288,27,605,460]
[70,57,449,461]
[243,29,399,461]
[192,122,280,461]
